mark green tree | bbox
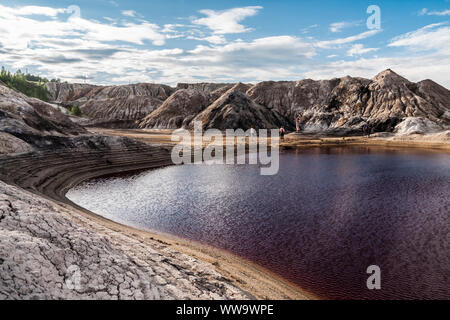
[71,106,83,117]
[0,66,50,101]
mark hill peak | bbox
[372,69,410,86]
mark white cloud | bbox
[329,21,359,33]
[2,5,66,17]
[0,4,167,50]
[188,36,314,58]
[419,8,450,16]
[79,19,166,45]
[316,29,381,48]
[1,3,449,89]
[92,36,314,85]
[122,10,137,17]
[0,3,314,85]
[389,23,450,54]
[187,35,227,44]
[162,24,184,33]
[168,36,315,82]
[306,24,450,88]
[304,54,450,88]
[300,24,319,34]
[103,17,117,23]
[347,44,378,56]
[192,6,262,34]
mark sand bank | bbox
[2,128,447,300]
[0,135,310,300]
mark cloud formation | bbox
[347,44,378,56]
[0,4,314,84]
[307,23,450,87]
[122,10,137,17]
[192,6,262,34]
[0,3,449,88]
[389,23,450,54]
[419,8,450,16]
[329,21,360,33]
[2,5,66,17]
[316,30,381,48]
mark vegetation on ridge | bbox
[70,106,83,117]
[0,67,60,102]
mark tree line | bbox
[0,67,62,102]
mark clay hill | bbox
[138,82,258,130]
[247,69,450,134]
[0,82,87,153]
[46,82,175,128]
[189,84,293,131]
[138,89,211,129]
[40,69,450,134]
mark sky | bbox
[0,0,449,88]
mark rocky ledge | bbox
[0,180,250,300]
[0,80,306,300]
[0,138,253,300]
[0,133,308,300]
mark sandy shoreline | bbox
[67,203,315,300]
[90,127,450,151]
[1,128,448,300]
[0,134,312,300]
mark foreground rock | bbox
[0,132,307,300]
[0,134,255,300]
[0,81,305,300]
[0,83,87,153]
[0,179,250,300]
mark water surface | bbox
[67,147,450,299]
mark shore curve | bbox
[0,134,311,300]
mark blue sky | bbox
[0,0,449,87]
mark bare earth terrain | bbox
[1,127,448,300]
[1,70,448,300]
[0,131,311,300]
[90,128,450,152]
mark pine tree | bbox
[71,106,83,117]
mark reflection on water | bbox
[67,147,450,299]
